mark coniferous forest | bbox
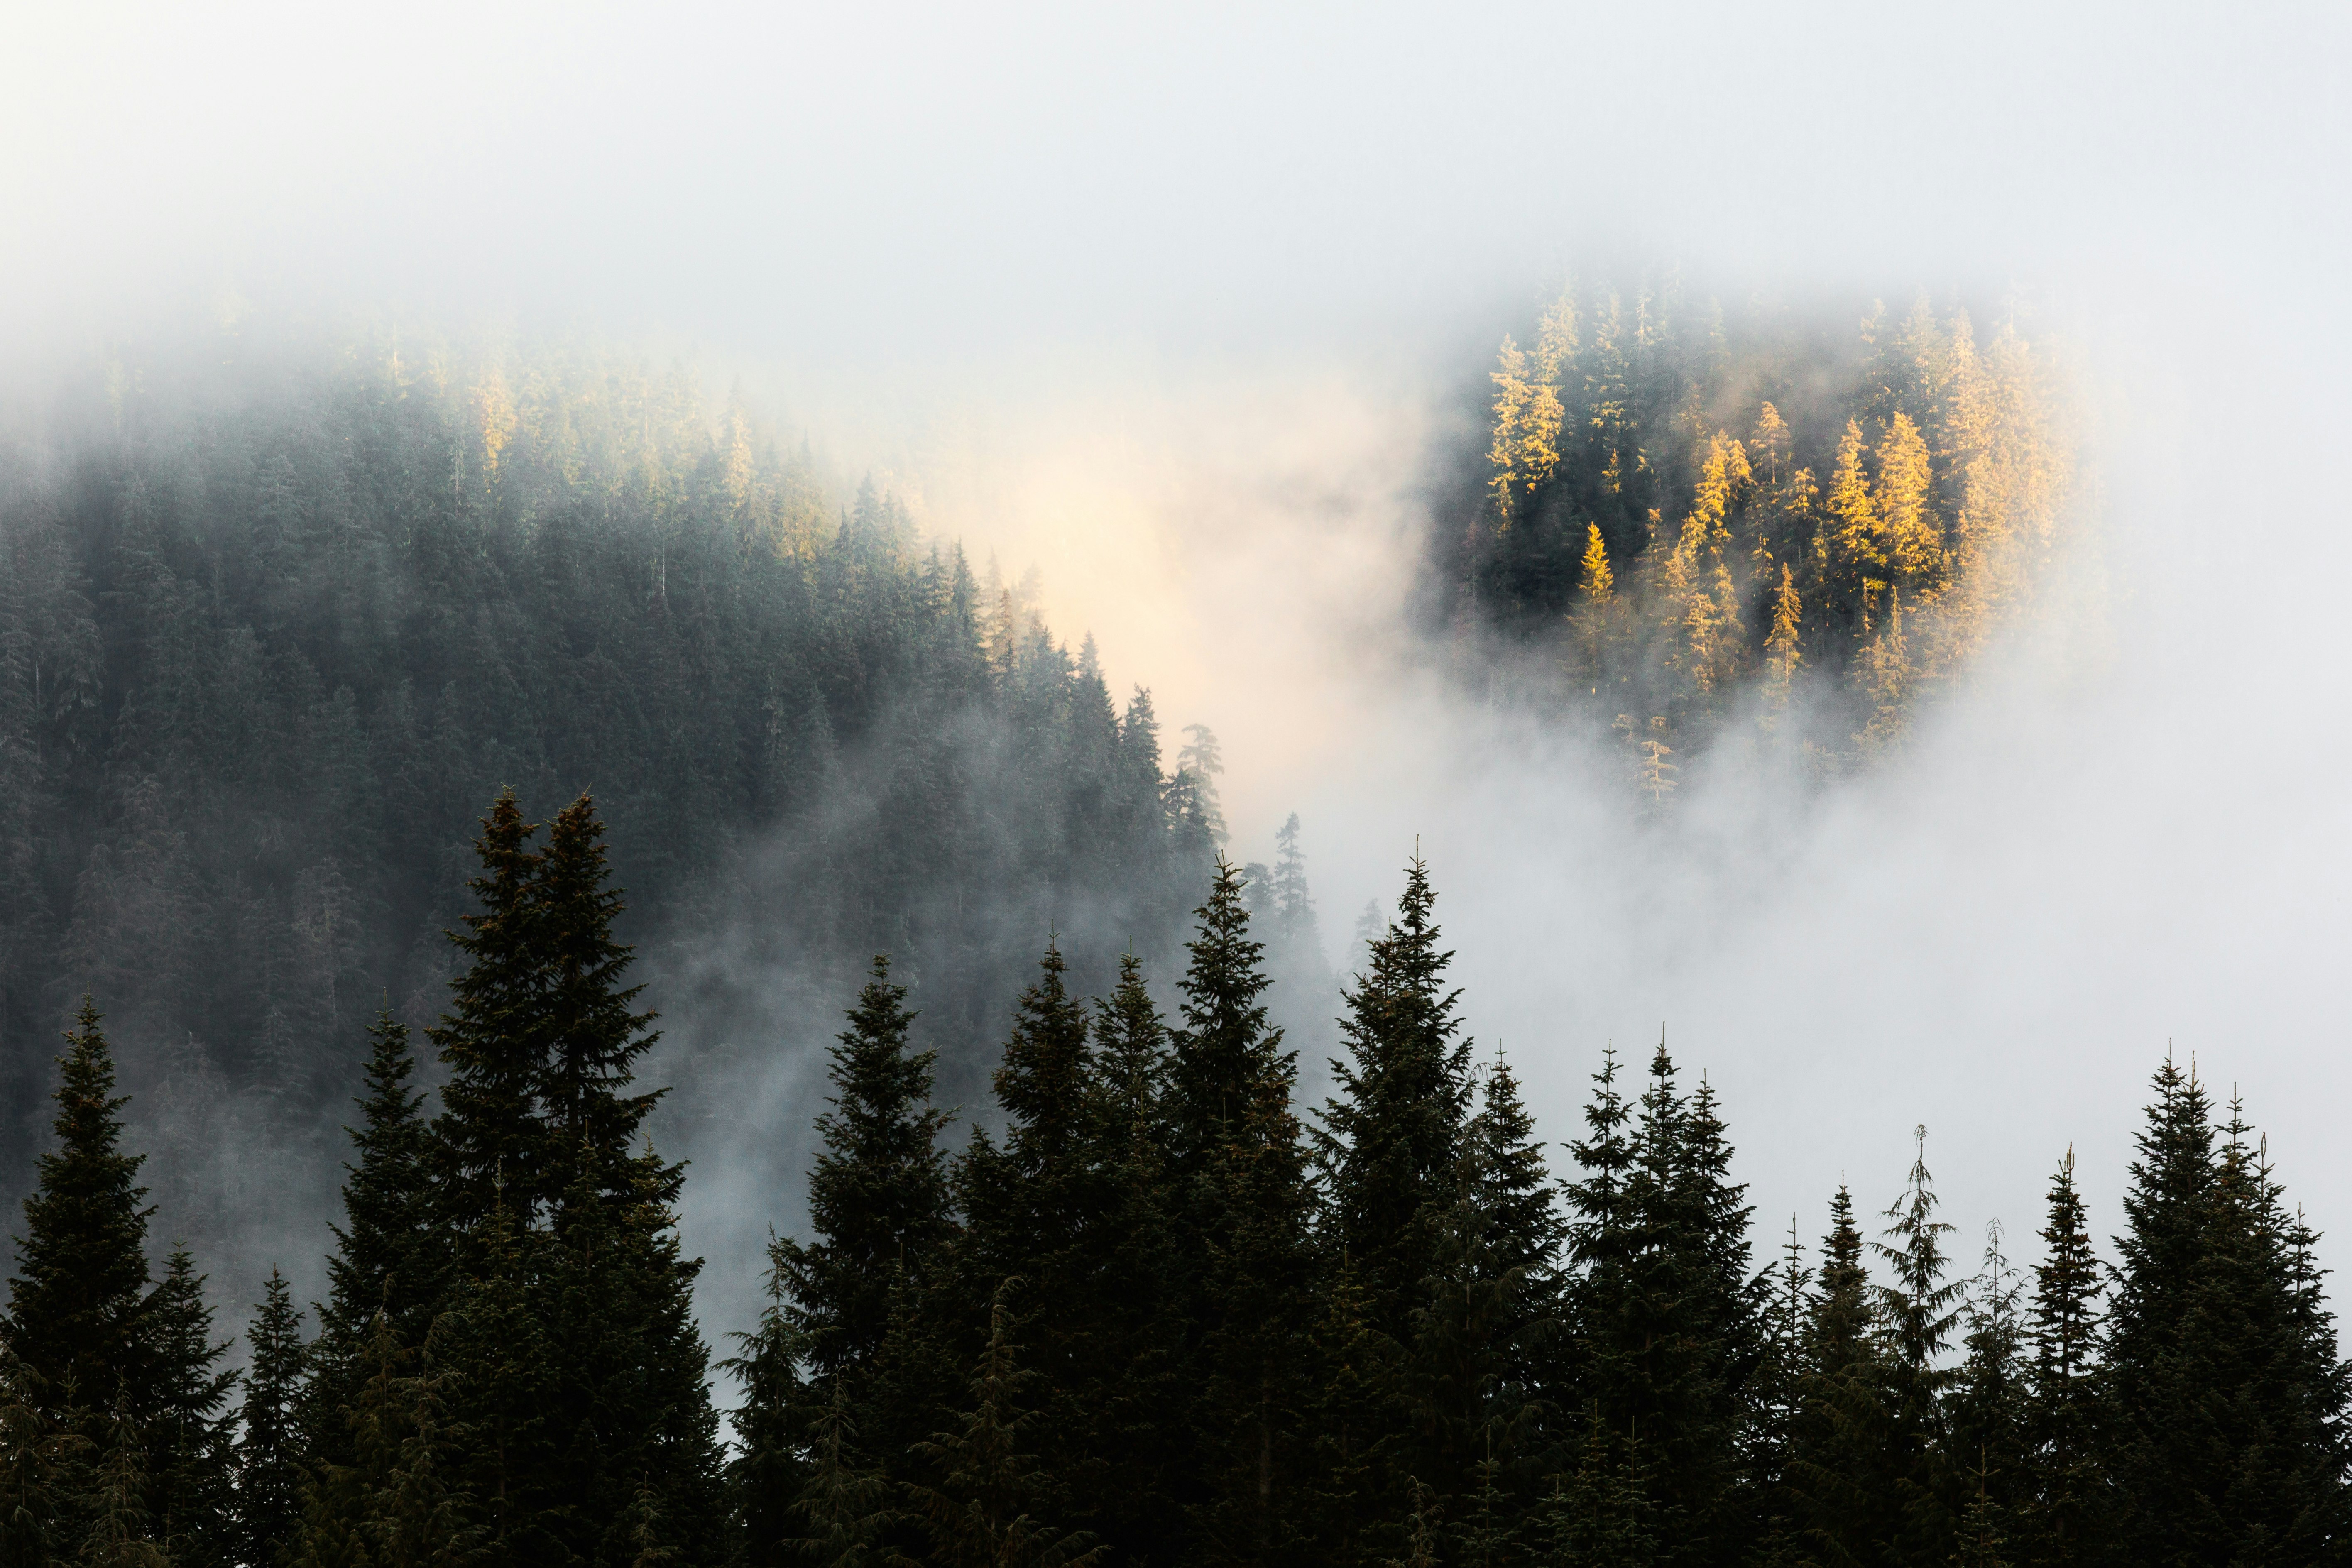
[2,794,2344,1568]
[1432,277,2093,795]
[0,333,1329,1292]
[2,319,2343,1568]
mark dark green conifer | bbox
[907,1282,1101,1568]
[1315,855,1473,1342]
[2019,1149,2106,1566]
[1560,1039,1755,1566]
[2105,1067,2352,1561]
[1075,954,1189,1565]
[5,1000,153,1420]
[1869,1127,1963,1563]
[235,1270,307,1568]
[1167,859,1314,1562]
[770,955,954,1395]
[311,1009,436,1453]
[1784,1184,1885,1568]
[429,790,549,1229]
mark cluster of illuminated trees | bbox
[1441,278,2083,790]
[2,792,2343,1567]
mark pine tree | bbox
[723,1264,813,1568]
[1077,954,1189,1565]
[1869,1127,1963,1563]
[1168,859,1315,1563]
[2104,1067,2352,1561]
[769,954,954,1399]
[907,1282,1102,1568]
[5,1000,153,1422]
[786,1381,898,1568]
[1561,1040,1755,1566]
[1316,855,1474,1343]
[2021,1148,2106,1567]
[235,1270,307,1568]
[1784,1184,1886,1568]
[428,790,550,1230]
[311,1009,436,1456]
[1946,1221,2027,1562]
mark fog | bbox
[7,4,2351,1346]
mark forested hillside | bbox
[5,799,2341,1567]
[1433,278,2091,791]
[0,329,1278,1189]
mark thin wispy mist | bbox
[3,2,2350,1359]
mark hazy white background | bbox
[7,2,2350,1315]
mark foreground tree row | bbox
[2,793,2343,1567]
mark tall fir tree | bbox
[1868,1127,1964,1564]
[310,1009,436,1458]
[235,1270,307,1568]
[1168,860,1315,1564]
[142,1243,237,1568]
[2021,1148,2107,1567]
[767,954,955,1403]
[1315,855,1474,1343]
[5,1000,153,1421]
[2105,1065,2352,1562]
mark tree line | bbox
[2,790,2342,1567]
[1434,276,2088,794]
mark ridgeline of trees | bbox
[0,330,1244,1172]
[3,790,2342,1567]
[1435,277,2089,793]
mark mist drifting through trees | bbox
[0,283,2344,1566]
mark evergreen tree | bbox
[1075,954,1189,1566]
[2104,1066,2352,1562]
[725,1272,814,1568]
[906,1282,1102,1568]
[768,954,955,1401]
[1785,1184,1886,1568]
[5,1000,153,1422]
[1560,1040,1755,1567]
[236,1270,308,1568]
[143,1243,237,1568]
[1946,1222,2027,1565]
[1869,1127,1963,1563]
[1167,860,1315,1563]
[2021,1149,2106,1567]
[428,790,550,1232]
[311,1009,436,1456]
[1315,855,1473,1341]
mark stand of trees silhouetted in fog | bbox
[4,790,2343,1567]
[0,332,1246,1193]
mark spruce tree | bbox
[2021,1149,2107,1566]
[1167,859,1314,1562]
[725,1273,814,1568]
[1869,1127,1963,1563]
[5,1000,153,1421]
[957,941,1098,1462]
[235,1270,307,1568]
[1784,1184,1886,1568]
[906,1282,1101,1568]
[1560,1040,1755,1567]
[768,954,954,1400]
[1315,855,1473,1343]
[2105,1067,2352,1561]
[1076,953,1188,1565]
[428,788,550,1230]
[311,1009,436,1455]
[143,1243,236,1568]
